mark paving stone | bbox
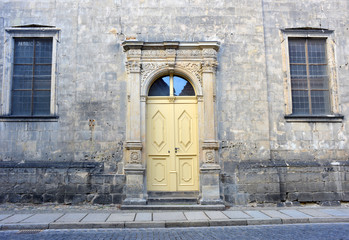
[279,210,312,218]
[205,211,229,220]
[107,213,135,222]
[261,210,292,219]
[184,212,208,221]
[55,213,87,222]
[320,209,349,217]
[244,211,271,219]
[0,215,11,221]
[21,214,63,223]
[153,212,186,221]
[134,213,152,222]
[223,211,252,219]
[0,214,32,223]
[81,213,110,222]
[298,209,332,217]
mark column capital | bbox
[126,61,141,73]
[201,60,218,73]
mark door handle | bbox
[175,147,179,153]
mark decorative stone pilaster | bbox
[123,42,146,205]
[123,141,146,205]
[200,140,223,204]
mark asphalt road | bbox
[1,223,349,240]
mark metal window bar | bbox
[289,38,329,115]
[12,38,52,116]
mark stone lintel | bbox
[125,141,142,150]
[122,41,219,51]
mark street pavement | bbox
[0,204,349,230]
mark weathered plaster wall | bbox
[0,0,348,205]
[223,0,349,206]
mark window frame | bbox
[281,29,343,122]
[1,27,60,122]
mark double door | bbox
[146,98,198,191]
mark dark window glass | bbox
[148,75,195,96]
[148,76,170,96]
[173,76,195,96]
[288,38,330,115]
[11,38,52,116]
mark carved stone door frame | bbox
[122,41,222,205]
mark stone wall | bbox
[0,0,348,205]
[0,161,125,204]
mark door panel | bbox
[147,102,173,191]
[178,156,197,189]
[147,98,198,191]
[174,102,198,191]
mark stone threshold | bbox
[120,204,226,210]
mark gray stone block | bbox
[184,212,209,221]
[21,214,63,223]
[81,213,110,222]
[0,214,32,223]
[205,211,229,220]
[279,210,312,218]
[55,213,87,223]
[91,194,112,204]
[153,212,186,221]
[261,210,291,219]
[297,192,313,202]
[134,213,151,222]
[107,213,135,222]
[244,211,271,219]
[223,211,252,219]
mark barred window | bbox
[288,38,330,115]
[11,38,53,116]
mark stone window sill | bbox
[0,116,59,122]
[284,114,344,123]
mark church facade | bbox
[0,0,348,206]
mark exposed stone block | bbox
[92,194,112,204]
[297,192,313,202]
[33,194,43,204]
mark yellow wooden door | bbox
[147,98,198,191]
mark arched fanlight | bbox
[148,74,195,96]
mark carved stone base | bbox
[123,164,146,205]
[200,164,222,205]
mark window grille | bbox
[11,38,52,116]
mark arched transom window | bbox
[148,74,195,96]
